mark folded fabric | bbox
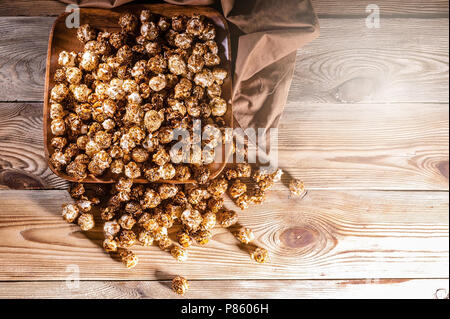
[59,0,319,140]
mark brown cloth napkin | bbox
[59,0,319,136]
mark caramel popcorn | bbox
[58,51,77,67]
[236,163,252,178]
[172,276,189,296]
[120,249,139,269]
[207,197,224,213]
[193,229,212,245]
[54,12,281,296]
[234,227,255,244]
[158,235,173,251]
[200,211,216,231]
[76,198,92,213]
[138,213,159,232]
[229,180,247,199]
[289,179,306,197]
[77,24,97,43]
[69,183,85,199]
[177,231,193,248]
[118,213,136,230]
[141,188,161,209]
[78,213,95,231]
[225,168,238,180]
[118,230,137,248]
[251,247,269,264]
[171,245,188,262]
[104,220,121,238]
[236,194,251,210]
[181,207,202,233]
[138,230,154,246]
[62,203,80,223]
[103,238,118,253]
[217,210,238,228]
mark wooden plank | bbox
[0,279,448,299]
[0,17,53,102]
[0,17,448,103]
[0,1,66,16]
[278,103,449,190]
[1,102,447,190]
[0,190,447,281]
[0,103,68,189]
[0,0,448,17]
[290,18,449,103]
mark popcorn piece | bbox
[62,203,80,223]
[207,178,228,198]
[118,230,137,248]
[207,197,223,214]
[120,249,139,269]
[103,238,118,252]
[200,211,216,231]
[217,210,238,228]
[251,247,269,264]
[172,276,189,296]
[58,51,77,67]
[51,84,69,103]
[139,213,159,232]
[69,183,85,199]
[77,213,95,231]
[193,229,212,245]
[236,194,251,210]
[119,13,139,34]
[77,24,97,43]
[229,180,247,199]
[138,230,154,246]
[181,208,202,233]
[210,97,227,117]
[177,231,192,248]
[168,54,187,75]
[289,179,307,198]
[141,188,161,209]
[234,227,255,244]
[158,184,179,200]
[171,245,188,262]
[158,235,173,251]
[118,213,136,230]
[104,219,121,238]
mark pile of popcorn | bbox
[49,10,229,183]
[62,161,306,295]
[52,9,308,296]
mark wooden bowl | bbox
[44,4,233,184]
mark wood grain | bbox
[0,18,448,103]
[0,0,448,17]
[290,18,449,103]
[0,279,447,299]
[278,103,449,190]
[0,103,68,189]
[1,102,447,190]
[0,17,52,102]
[0,189,447,281]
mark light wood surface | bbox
[0,0,448,299]
[1,18,448,103]
[0,0,448,17]
[0,190,447,280]
[1,102,448,190]
[0,279,448,299]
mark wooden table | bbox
[0,0,448,299]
